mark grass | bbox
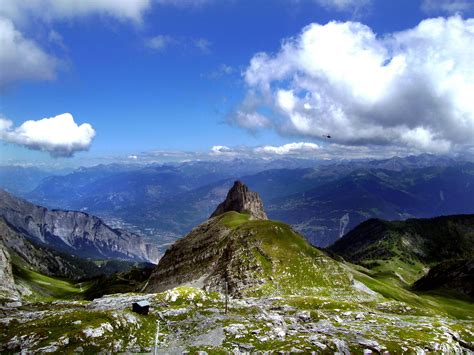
[13,263,87,301]
[218,213,354,296]
[218,211,251,229]
[348,263,474,319]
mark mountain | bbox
[269,163,474,246]
[0,166,57,196]
[3,182,474,353]
[0,189,159,263]
[0,217,155,303]
[328,214,474,287]
[145,182,353,295]
[413,259,473,300]
[24,157,474,249]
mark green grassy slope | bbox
[328,215,474,287]
[219,213,353,296]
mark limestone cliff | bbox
[210,180,267,220]
[0,189,159,263]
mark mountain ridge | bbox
[0,189,159,263]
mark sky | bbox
[0,0,473,167]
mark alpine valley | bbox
[1,166,473,353]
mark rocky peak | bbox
[210,181,268,220]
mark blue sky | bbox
[1,0,473,166]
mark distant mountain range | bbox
[0,189,159,263]
[2,154,474,248]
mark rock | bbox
[210,181,268,220]
[83,323,113,338]
[237,343,255,351]
[333,338,350,355]
[0,234,21,301]
[296,311,311,322]
[224,324,246,335]
[0,189,159,263]
[355,313,365,320]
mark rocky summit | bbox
[210,180,268,220]
[145,182,353,296]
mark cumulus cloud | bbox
[255,142,320,155]
[233,16,474,153]
[0,1,152,88]
[421,0,473,15]
[0,17,58,88]
[0,113,95,157]
[0,0,151,24]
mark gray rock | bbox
[210,181,268,220]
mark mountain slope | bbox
[0,189,159,263]
[145,183,353,296]
[413,259,474,300]
[328,214,474,285]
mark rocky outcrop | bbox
[146,182,270,295]
[144,214,274,296]
[0,189,159,263]
[0,238,19,302]
[210,181,267,220]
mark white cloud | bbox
[145,35,175,51]
[155,0,211,7]
[234,16,474,153]
[0,1,152,88]
[193,38,211,53]
[205,64,235,79]
[314,0,371,12]
[421,0,473,14]
[128,155,138,160]
[211,145,233,154]
[255,142,320,155]
[0,0,151,24]
[0,113,95,157]
[0,17,58,88]
[233,111,271,130]
[146,35,211,53]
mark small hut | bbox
[132,300,150,315]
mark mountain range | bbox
[0,189,159,263]
[1,180,473,353]
[8,155,471,250]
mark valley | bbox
[6,155,473,250]
[1,180,473,353]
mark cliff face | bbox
[210,181,267,220]
[0,238,19,302]
[0,189,159,263]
